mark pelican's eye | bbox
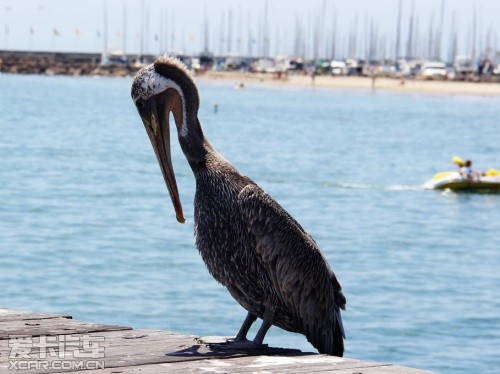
[136,99,145,111]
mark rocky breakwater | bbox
[0,51,141,77]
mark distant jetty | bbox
[0,50,143,77]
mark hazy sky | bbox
[1,0,499,59]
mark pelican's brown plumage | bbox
[131,57,346,356]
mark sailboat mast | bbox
[395,0,402,61]
[139,0,144,61]
[103,6,108,56]
[406,0,415,59]
[122,5,127,55]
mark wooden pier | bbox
[0,308,434,373]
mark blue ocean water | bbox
[0,73,499,373]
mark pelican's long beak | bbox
[136,90,185,223]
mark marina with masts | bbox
[118,0,497,76]
[1,0,499,81]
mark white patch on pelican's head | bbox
[131,63,189,137]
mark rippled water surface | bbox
[1,74,499,373]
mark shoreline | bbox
[195,71,500,97]
[2,50,500,97]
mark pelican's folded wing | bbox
[238,183,345,356]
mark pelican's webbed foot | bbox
[209,337,268,352]
[200,309,274,353]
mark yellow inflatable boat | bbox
[423,157,500,191]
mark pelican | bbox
[131,57,346,356]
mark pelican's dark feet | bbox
[209,338,267,352]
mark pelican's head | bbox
[131,57,199,224]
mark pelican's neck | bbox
[178,116,231,174]
[178,115,210,166]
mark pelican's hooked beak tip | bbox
[175,204,186,223]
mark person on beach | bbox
[310,67,316,86]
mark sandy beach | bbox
[196,71,500,97]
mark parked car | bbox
[421,61,447,79]
[330,60,347,75]
[454,55,476,78]
[252,58,276,73]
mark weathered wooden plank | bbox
[0,317,131,340]
[74,360,435,374]
[0,310,435,373]
[0,329,435,373]
[69,356,435,374]
[0,329,214,373]
[0,308,71,322]
[0,331,214,373]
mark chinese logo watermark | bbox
[8,334,105,370]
